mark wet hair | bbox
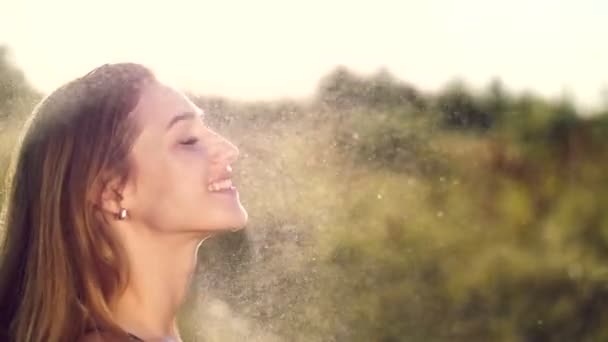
[0,63,156,341]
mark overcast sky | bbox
[1,0,607,108]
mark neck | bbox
[109,224,210,341]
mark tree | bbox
[436,80,493,130]
[0,45,41,122]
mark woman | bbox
[0,63,248,341]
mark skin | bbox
[95,81,248,341]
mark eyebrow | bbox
[166,110,204,130]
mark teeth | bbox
[208,178,233,192]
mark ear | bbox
[98,175,126,218]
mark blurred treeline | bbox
[2,46,608,341]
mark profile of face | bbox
[113,81,248,235]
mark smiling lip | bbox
[207,186,238,197]
[208,165,233,184]
[207,177,237,193]
[209,186,237,194]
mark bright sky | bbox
[1,0,607,108]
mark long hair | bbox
[0,63,156,341]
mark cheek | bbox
[131,146,212,228]
[169,147,211,198]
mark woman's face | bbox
[119,81,248,235]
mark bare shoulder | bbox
[78,330,133,342]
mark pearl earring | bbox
[118,208,128,220]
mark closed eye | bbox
[180,137,199,145]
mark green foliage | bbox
[0,47,41,212]
[193,69,608,341]
[317,66,427,111]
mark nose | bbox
[208,129,239,164]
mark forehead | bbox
[131,81,201,126]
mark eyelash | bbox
[180,137,199,145]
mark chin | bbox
[228,207,249,230]
[214,206,249,232]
